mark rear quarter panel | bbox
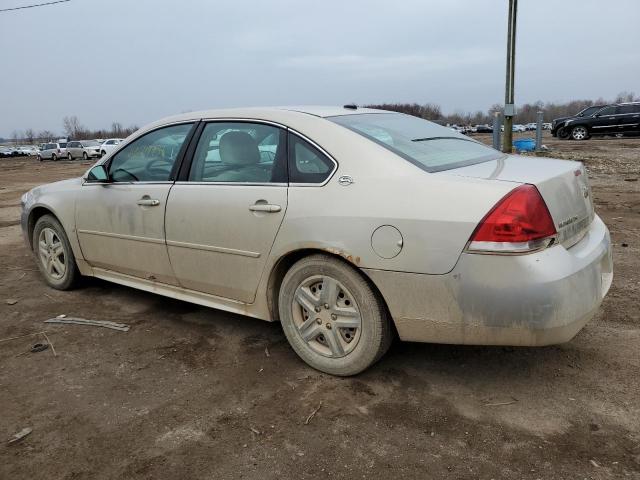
[270,125,516,275]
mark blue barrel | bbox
[513,138,536,152]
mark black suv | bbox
[552,103,640,140]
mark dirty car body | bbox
[21,106,613,375]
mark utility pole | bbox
[502,0,518,153]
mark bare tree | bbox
[24,128,35,144]
[111,121,123,136]
[63,115,85,139]
[11,130,21,145]
[615,91,637,103]
[38,130,55,142]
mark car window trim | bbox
[177,118,291,185]
[287,130,338,187]
[97,120,198,185]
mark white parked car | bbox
[20,106,612,375]
[513,124,527,132]
[99,138,124,157]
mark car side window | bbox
[597,106,617,116]
[188,122,287,183]
[108,123,193,182]
[288,133,334,184]
[619,104,640,114]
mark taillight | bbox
[466,184,557,254]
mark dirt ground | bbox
[1,132,639,479]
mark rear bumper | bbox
[364,215,613,346]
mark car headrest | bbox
[219,131,260,166]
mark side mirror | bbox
[86,164,109,183]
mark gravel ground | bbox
[1,133,639,479]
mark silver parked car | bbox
[37,142,67,161]
[21,106,613,375]
[66,140,102,160]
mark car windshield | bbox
[328,113,503,172]
[59,143,67,148]
[83,140,100,146]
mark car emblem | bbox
[338,175,354,186]
[581,185,589,198]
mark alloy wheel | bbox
[572,126,588,140]
[291,275,362,358]
[38,227,66,280]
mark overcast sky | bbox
[1,0,638,137]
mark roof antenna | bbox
[343,103,358,110]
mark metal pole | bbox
[502,0,518,153]
[535,110,544,150]
[492,111,502,150]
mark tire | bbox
[37,155,42,162]
[32,214,79,290]
[52,154,58,161]
[278,254,392,376]
[571,125,590,141]
[556,127,569,139]
[83,152,88,160]
[67,153,73,160]
[101,150,106,157]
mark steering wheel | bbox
[145,157,173,178]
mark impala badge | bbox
[338,175,354,186]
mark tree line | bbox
[366,91,639,126]
[6,116,139,145]
[4,91,639,143]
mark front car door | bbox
[75,122,195,285]
[165,121,288,303]
[589,105,619,134]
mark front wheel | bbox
[278,254,393,376]
[37,155,42,162]
[556,126,569,139]
[571,125,590,140]
[83,152,88,160]
[32,214,79,290]
[67,153,73,160]
[100,150,106,157]
[52,154,58,161]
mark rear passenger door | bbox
[617,104,640,134]
[165,121,288,303]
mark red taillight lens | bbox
[467,184,557,253]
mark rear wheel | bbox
[571,125,590,141]
[32,214,79,290]
[278,254,392,376]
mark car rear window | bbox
[328,113,503,172]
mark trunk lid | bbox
[439,155,595,248]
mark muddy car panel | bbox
[21,106,613,348]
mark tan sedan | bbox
[21,106,612,375]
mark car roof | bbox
[149,105,390,126]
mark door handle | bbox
[137,198,160,206]
[249,204,281,213]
